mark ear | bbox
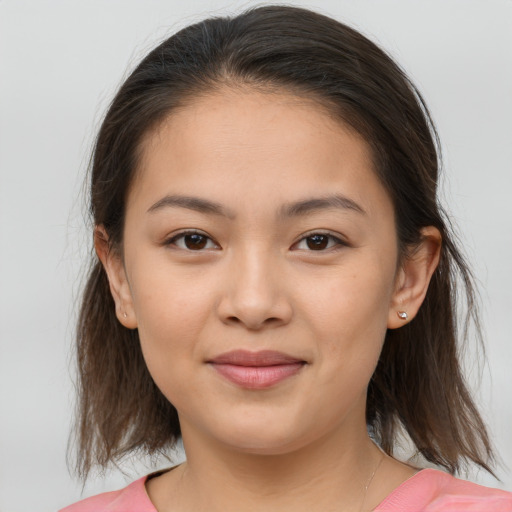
[94,226,138,329]
[387,226,442,329]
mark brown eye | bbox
[293,232,346,252]
[184,233,208,250]
[306,234,329,250]
[167,231,218,251]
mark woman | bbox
[62,5,512,511]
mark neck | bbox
[153,419,386,512]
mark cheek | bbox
[296,271,393,427]
[303,257,395,367]
[128,261,216,382]
[131,253,213,328]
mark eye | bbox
[166,231,219,251]
[293,232,346,251]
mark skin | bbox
[97,88,441,512]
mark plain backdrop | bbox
[0,0,511,510]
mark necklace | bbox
[358,451,385,512]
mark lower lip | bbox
[210,363,304,389]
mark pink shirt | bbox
[61,468,512,512]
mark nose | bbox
[216,248,293,330]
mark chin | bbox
[211,414,317,456]
[224,433,306,456]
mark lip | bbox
[207,350,306,389]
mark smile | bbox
[207,350,306,389]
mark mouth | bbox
[207,350,307,389]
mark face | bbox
[104,88,418,455]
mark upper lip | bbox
[208,350,305,366]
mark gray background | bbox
[0,1,511,510]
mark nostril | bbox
[224,315,283,330]
[217,292,293,329]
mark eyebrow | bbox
[280,195,366,217]
[147,195,235,218]
[147,193,366,218]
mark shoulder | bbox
[59,476,156,512]
[376,468,512,512]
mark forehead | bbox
[141,86,370,165]
[131,87,392,219]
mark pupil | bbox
[307,235,328,250]
[185,234,207,250]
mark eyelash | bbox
[165,230,219,251]
[164,230,348,252]
[291,231,348,252]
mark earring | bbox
[397,311,408,320]
[123,312,128,319]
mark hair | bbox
[75,5,495,479]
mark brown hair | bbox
[74,5,494,479]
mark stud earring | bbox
[123,312,128,318]
[397,311,408,320]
